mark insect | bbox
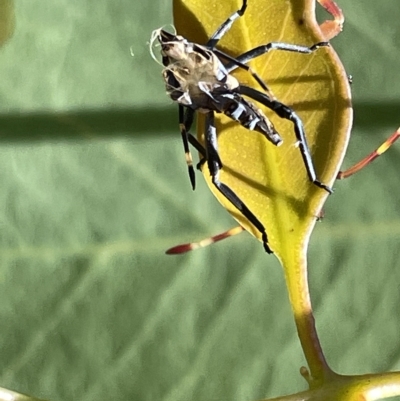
[152,0,337,254]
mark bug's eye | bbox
[161,41,187,61]
[193,45,212,61]
[161,43,172,53]
[164,70,180,88]
[193,53,204,64]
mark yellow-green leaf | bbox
[173,0,352,264]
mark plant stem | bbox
[281,246,335,387]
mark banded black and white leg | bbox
[179,106,196,189]
[205,0,328,96]
[179,105,217,189]
[206,0,248,49]
[238,85,332,193]
[224,41,329,80]
[205,112,272,253]
[205,0,274,96]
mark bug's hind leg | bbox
[239,85,333,194]
[206,0,247,49]
[204,111,273,253]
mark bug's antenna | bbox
[149,25,178,67]
[149,29,164,67]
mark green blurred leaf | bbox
[0,1,399,401]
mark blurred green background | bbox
[0,0,399,400]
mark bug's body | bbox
[158,30,282,146]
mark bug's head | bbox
[150,28,189,67]
[157,29,177,44]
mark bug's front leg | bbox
[204,112,273,254]
[206,0,247,49]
